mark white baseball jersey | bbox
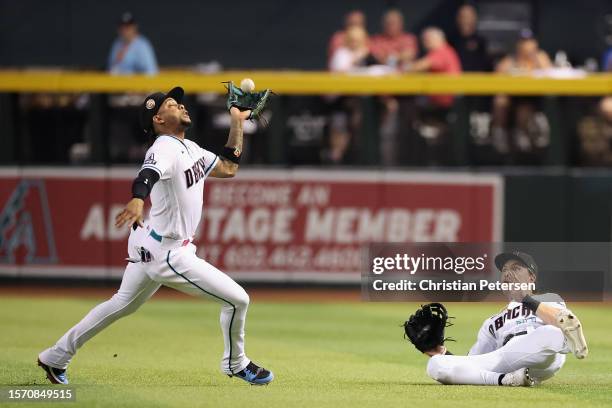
[468,293,566,355]
[140,135,218,240]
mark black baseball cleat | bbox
[37,359,69,385]
[230,361,274,385]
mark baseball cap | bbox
[139,87,184,137]
[119,12,136,25]
[518,28,534,41]
[494,251,538,276]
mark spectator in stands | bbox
[577,96,612,166]
[367,10,419,165]
[328,11,368,62]
[365,10,419,166]
[107,13,159,162]
[407,27,462,108]
[396,28,462,165]
[329,22,402,165]
[491,29,552,164]
[328,26,376,72]
[448,4,491,72]
[370,9,418,70]
[446,4,493,165]
[108,12,158,75]
[326,26,375,165]
[496,29,551,74]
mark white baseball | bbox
[240,78,255,92]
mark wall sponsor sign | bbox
[0,168,503,282]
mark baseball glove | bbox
[403,303,453,353]
[223,81,272,121]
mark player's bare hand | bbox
[115,198,144,228]
[230,106,251,121]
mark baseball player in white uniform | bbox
[424,252,588,386]
[38,86,274,386]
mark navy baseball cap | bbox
[119,12,136,25]
[139,87,184,137]
[494,251,538,276]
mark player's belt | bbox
[149,229,191,247]
[149,229,163,242]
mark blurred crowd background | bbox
[1,0,611,168]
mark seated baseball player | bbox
[404,251,588,386]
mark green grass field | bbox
[1,295,611,408]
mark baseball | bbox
[240,78,255,92]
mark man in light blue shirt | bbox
[108,12,158,75]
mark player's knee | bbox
[426,355,451,384]
[231,289,249,309]
[238,291,250,308]
[536,325,565,351]
[530,354,565,382]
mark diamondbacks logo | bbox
[143,153,157,165]
[0,180,58,264]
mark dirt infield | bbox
[0,283,361,302]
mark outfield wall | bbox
[0,168,502,282]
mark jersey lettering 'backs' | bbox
[468,293,566,356]
[140,135,218,239]
[489,303,535,334]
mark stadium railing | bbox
[0,70,610,95]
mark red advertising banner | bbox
[0,168,503,282]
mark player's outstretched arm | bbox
[210,107,250,178]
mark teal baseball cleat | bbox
[231,361,274,385]
[37,359,69,385]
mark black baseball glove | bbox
[223,81,271,121]
[403,303,453,353]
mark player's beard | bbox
[179,117,192,129]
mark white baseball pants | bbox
[39,226,250,375]
[427,325,569,385]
